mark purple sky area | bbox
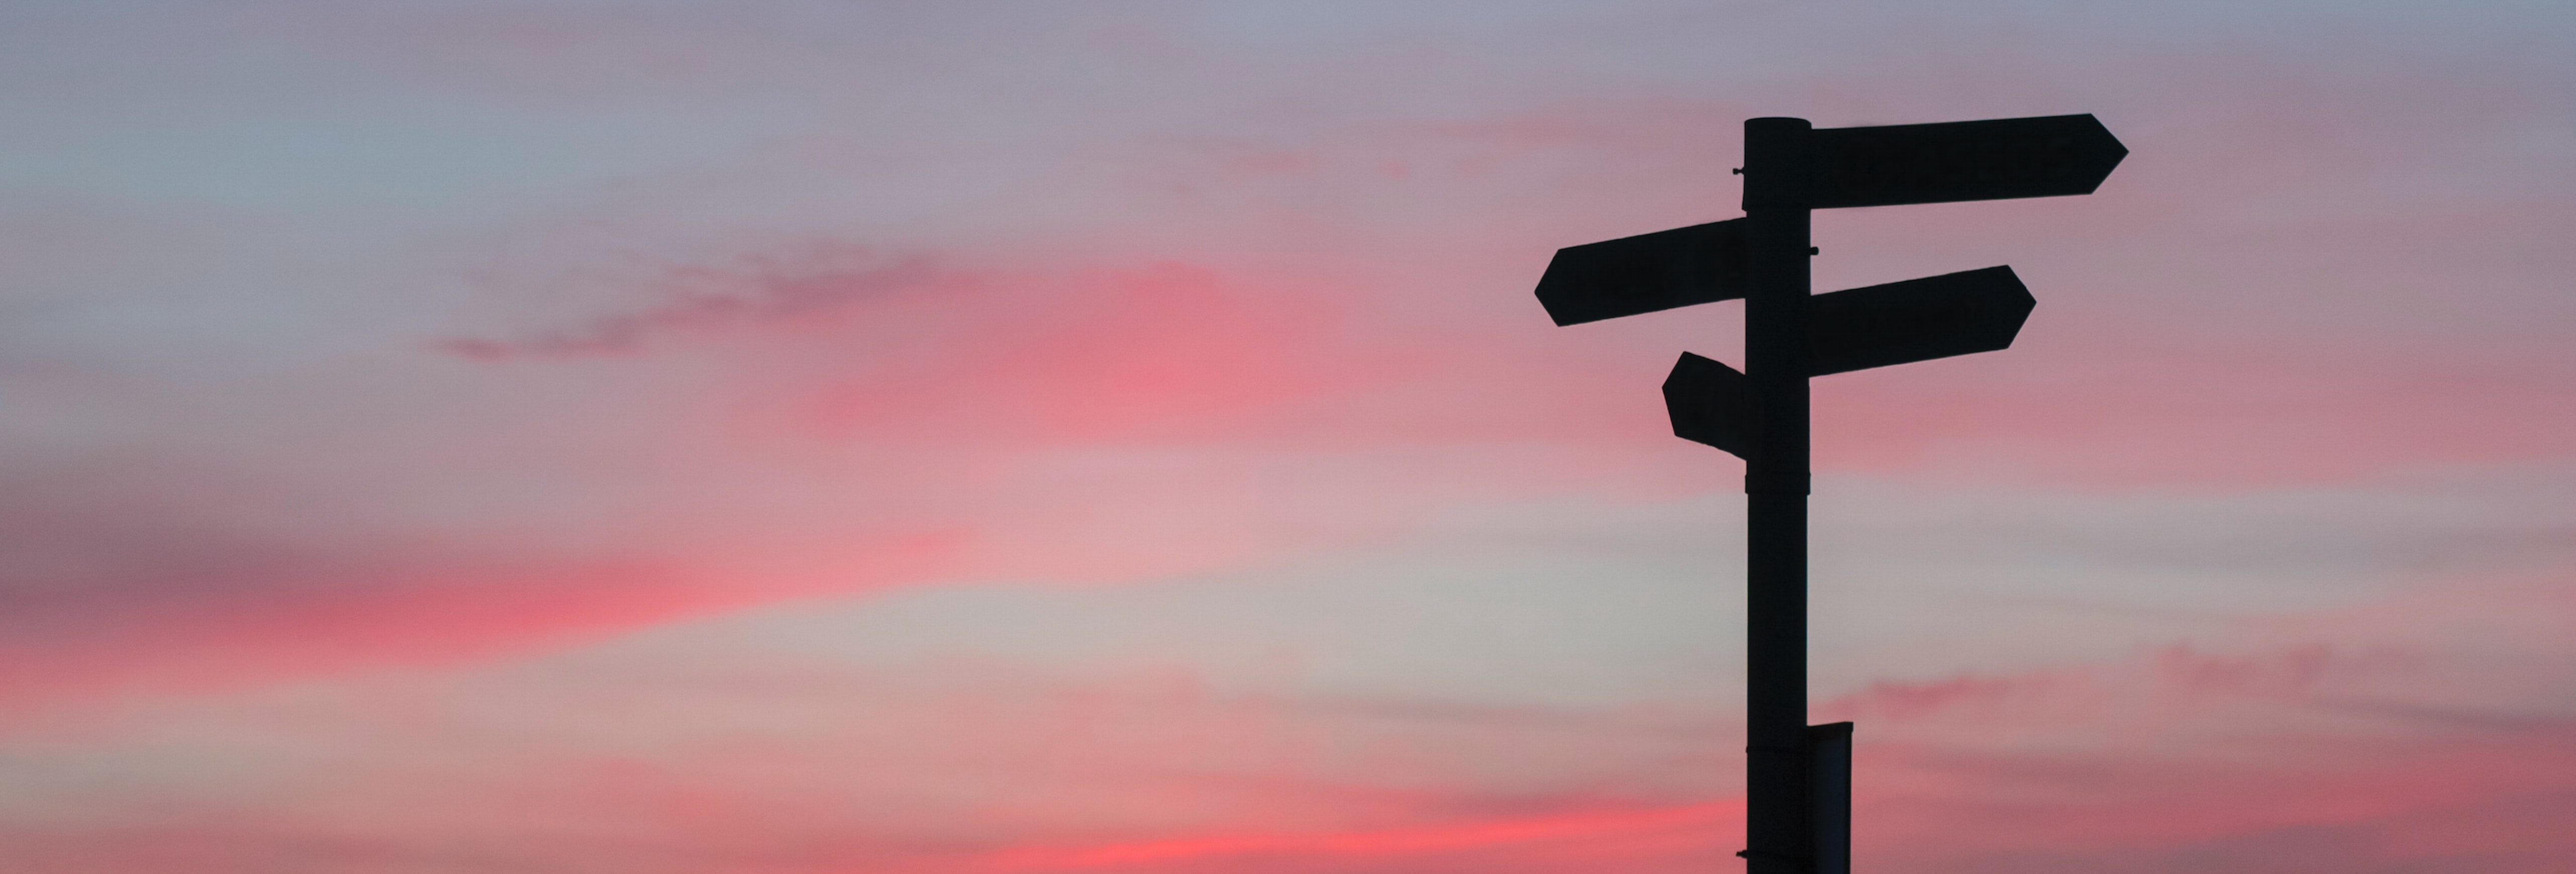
[1,2,2572,871]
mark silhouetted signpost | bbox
[1533,114,2123,874]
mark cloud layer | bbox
[0,1,2570,871]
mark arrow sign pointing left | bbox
[1535,219,1748,326]
[1665,351,1754,458]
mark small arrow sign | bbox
[1664,351,1755,458]
[1536,219,1748,326]
[1808,266,2034,376]
[1809,114,2125,209]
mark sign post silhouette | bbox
[1534,113,2122,873]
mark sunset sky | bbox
[2,2,2573,871]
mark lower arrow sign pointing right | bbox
[1808,265,2035,376]
[1664,266,2035,456]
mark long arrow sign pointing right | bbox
[1809,114,2126,209]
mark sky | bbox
[1,1,2572,871]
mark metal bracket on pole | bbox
[1809,722,1853,874]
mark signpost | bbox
[1533,114,2122,873]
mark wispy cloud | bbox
[434,253,950,360]
[2,2,2571,871]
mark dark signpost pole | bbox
[1532,113,2124,873]
[1739,116,1813,874]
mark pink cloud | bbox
[0,457,970,714]
[787,262,1365,444]
[984,801,1740,873]
[1809,575,2576,873]
[0,569,2565,874]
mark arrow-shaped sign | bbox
[1808,265,2034,375]
[1808,114,2125,209]
[1664,351,1754,458]
[1535,219,1747,326]
[1663,265,2034,455]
